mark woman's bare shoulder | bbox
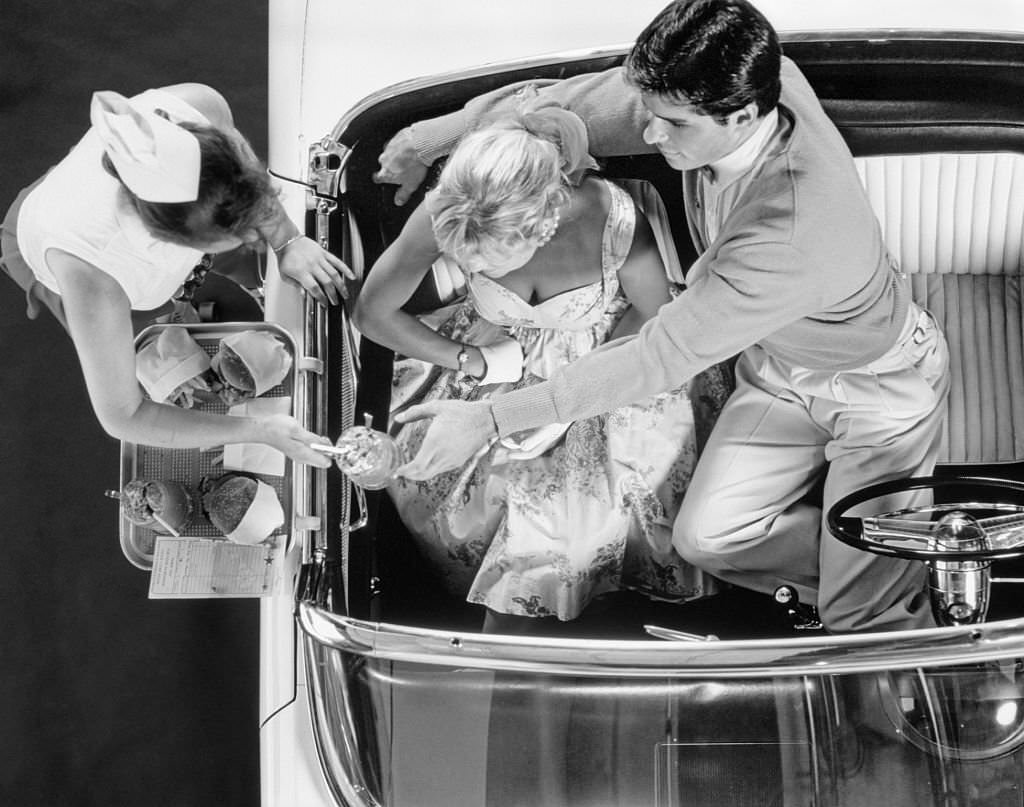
[566,174,613,229]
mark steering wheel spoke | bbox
[861,516,945,551]
[829,476,1024,563]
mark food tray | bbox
[118,322,296,570]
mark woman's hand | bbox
[262,412,334,468]
[373,127,431,207]
[276,235,355,306]
[393,399,497,479]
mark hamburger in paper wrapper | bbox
[201,473,284,545]
[211,330,292,405]
[135,326,215,407]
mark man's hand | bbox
[373,127,431,206]
[276,236,355,306]
[394,399,497,479]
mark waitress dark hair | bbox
[625,0,782,121]
[101,121,277,246]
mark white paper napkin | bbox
[223,396,291,476]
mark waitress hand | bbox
[276,235,355,306]
[262,412,334,468]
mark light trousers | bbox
[674,305,950,632]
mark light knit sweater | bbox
[409,59,907,437]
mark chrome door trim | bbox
[323,30,1024,148]
[298,603,1024,678]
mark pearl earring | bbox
[537,210,561,246]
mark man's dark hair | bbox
[625,0,782,120]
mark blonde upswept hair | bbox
[425,102,597,268]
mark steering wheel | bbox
[828,475,1024,561]
[827,475,1024,625]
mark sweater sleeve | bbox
[491,237,827,437]
[408,67,657,163]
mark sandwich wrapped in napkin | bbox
[135,326,217,408]
[211,331,292,405]
[201,473,284,545]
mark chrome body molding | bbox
[297,603,1024,678]
[319,29,1021,150]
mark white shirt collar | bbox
[704,108,779,187]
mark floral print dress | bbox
[387,179,723,620]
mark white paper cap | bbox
[219,331,292,395]
[135,326,211,403]
[90,90,201,203]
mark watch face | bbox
[457,347,469,367]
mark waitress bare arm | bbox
[48,248,333,467]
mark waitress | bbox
[0,83,349,466]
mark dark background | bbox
[1,3,267,805]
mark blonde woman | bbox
[354,103,725,633]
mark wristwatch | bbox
[456,345,471,373]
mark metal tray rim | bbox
[118,321,298,570]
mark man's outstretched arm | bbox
[374,67,655,205]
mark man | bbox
[373,0,949,632]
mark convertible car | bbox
[249,2,1024,805]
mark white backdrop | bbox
[274,0,1024,151]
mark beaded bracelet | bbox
[271,232,304,255]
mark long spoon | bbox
[105,489,182,537]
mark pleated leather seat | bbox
[856,152,1024,464]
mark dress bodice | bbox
[466,179,635,330]
[461,179,636,379]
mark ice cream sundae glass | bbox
[319,425,403,489]
[113,479,196,535]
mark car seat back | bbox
[856,152,1024,464]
